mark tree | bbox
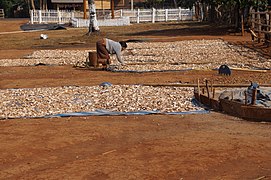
[87,0,100,35]
[30,0,35,10]
[0,0,31,17]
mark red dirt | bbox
[0,19,271,179]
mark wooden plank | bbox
[230,67,268,73]
[126,61,211,65]
[220,99,271,121]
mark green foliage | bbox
[0,0,30,17]
[178,0,197,8]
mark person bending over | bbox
[96,38,127,66]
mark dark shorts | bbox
[96,40,110,60]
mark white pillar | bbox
[165,9,168,22]
[38,10,42,23]
[120,9,123,17]
[58,10,61,24]
[137,9,140,23]
[179,7,182,21]
[191,5,194,20]
[152,8,155,23]
[71,11,74,19]
[131,0,133,10]
[30,10,34,24]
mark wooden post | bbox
[252,88,257,105]
[205,80,210,106]
[111,0,114,19]
[266,13,270,32]
[197,79,201,102]
[241,14,245,36]
[245,91,247,105]
[210,80,213,92]
[257,11,261,43]
[251,9,255,31]
[83,0,87,19]
[251,10,256,42]
[212,88,215,98]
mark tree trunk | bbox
[43,0,47,10]
[172,0,177,8]
[30,0,35,10]
[40,0,42,10]
[87,0,100,35]
[235,2,240,30]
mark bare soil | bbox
[0,19,271,179]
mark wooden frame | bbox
[250,10,271,45]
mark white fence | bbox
[120,8,194,23]
[71,17,130,27]
[0,9,4,18]
[30,10,83,24]
[30,8,194,25]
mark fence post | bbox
[251,9,255,30]
[179,7,182,21]
[71,11,74,19]
[257,11,261,42]
[165,9,168,22]
[58,10,61,24]
[30,10,34,24]
[152,8,156,23]
[266,12,270,32]
[191,6,194,20]
[137,9,140,23]
[38,10,42,23]
[120,9,123,17]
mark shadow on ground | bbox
[126,22,233,37]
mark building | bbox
[49,0,131,10]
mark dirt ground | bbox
[0,19,271,179]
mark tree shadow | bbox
[126,22,234,37]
